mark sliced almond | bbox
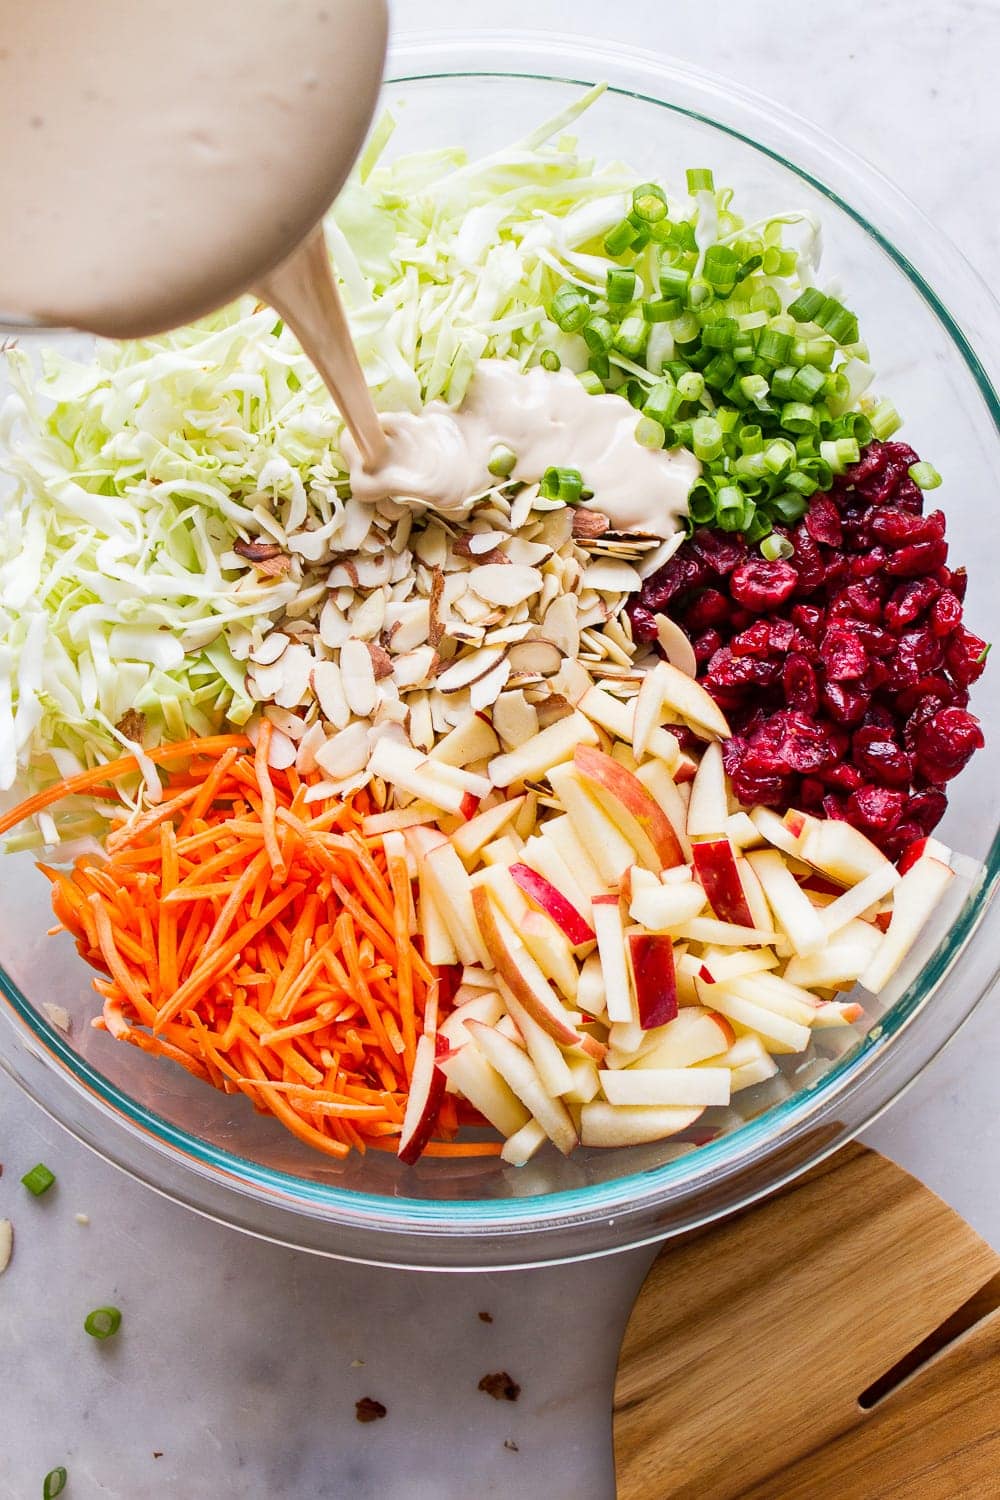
[0,1219,11,1277]
[506,639,564,677]
[385,600,431,654]
[572,508,611,538]
[249,632,290,667]
[408,692,434,752]
[339,638,378,718]
[505,537,553,568]
[492,690,539,750]
[540,595,580,659]
[470,563,543,608]
[367,642,394,680]
[655,613,697,678]
[271,643,314,709]
[312,661,351,728]
[296,720,328,775]
[393,646,438,690]
[469,655,512,711]
[435,646,507,693]
[582,557,642,594]
[349,589,388,641]
[314,721,370,779]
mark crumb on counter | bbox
[478,1311,494,1323]
[355,1397,387,1424]
[478,1372,521,1402]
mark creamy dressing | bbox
[342,360,700,535]
[0,0,387,338]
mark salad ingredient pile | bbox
[0,88,985,1165]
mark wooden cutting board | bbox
[613,1145,1000,1499]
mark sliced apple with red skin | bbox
[471,885,597,1053]
[798,819,893,887]
[676,948,776,985]
[600,1066,731,1108]
[858,855,955,995]
[573,744,686,872]
[813,999,865,1027]
[500,986,575,1097]
[633,660,731,757]
[896,834,952,875]
[626,929,679,1030]
[579,1101,703,1147]
[749,805,803,859]
[576,951,607,1018]
[706,990,813,1054]
[466,1020,578,1155]
[450,795,525,862]
[509,862,596,947]
[397,1032,447,1164]
[745,848,825,956]
[818,862,899,938]
[691,838,755,928]
[592,895,635,1025]
[723,974,818,1027]
[548,764,636,886]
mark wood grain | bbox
[613,1146,1000,1499]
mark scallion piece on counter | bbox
[909,460,942,490]
[487,445,517,479]
[84,1305,122,1340]
[539,466,584,504]
[22,1163,55,1197]
[43,1469,68,1499]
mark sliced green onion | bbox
[643,380,684,427]
[739,374,769,407]
[975,642,992,665]
[703,353,736,388]
[43,1469,68,1499]
[642,297,681,323]
[603,218,637,256]
[786,287,826,322]
[761,534,795,561]
[781,402,818,433]
[539,349,561,372]
[577,370,606,396]
[784,469,820,497]
[84,1305,122,1340]
[659,264,691,302]
[820,438,861,474]
[540,466,584,504]
[670,312,701,345]
[582,316,615,354]
[701,318,738,351]
[632,182,668,224]
[551,284,591,333]
[687,482,717,524]
[763,439,796,476]
[745,512,772,545]
[686,168,715,193]
[771,491,809,523]
[869,400,902,440]
[691,416,724,463]
[614,315,648,358]
[676,370,704,402]
[635,415,666,449]
[606,267,637,304]
[755,328,794,366]
[703,245,740,290]
[22,1163,56,1196]
[487,445,517,479]
[908,461,942,490]
[716,485,744,530]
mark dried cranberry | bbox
[706,646,782,689]
[845,442,889,485]
[829,581,885,624]
[789,524,826,593]
[852,727,912,787]
[945,627,989,687]
[848,545,889,579]
[846,786,907,833]
[884,538,949,577]
[634,552,710,616]
[914,708,985,783]
[891,630,945,688]
[799,776,826,808]
[682,589,732,632]
[805,495,843,547]
[628,603,659,643]
[893,477,925,512]
[821,793,848,821]
[884,577,942,632]
[929,591,962,638]
[904,787,948,835]
[693,629,724,664]
[819,763,865,791]
[783,654,819,714]
[869,508,944,546]
[820,681,870,725]
[791,604,824,643]
[743,710,838,775]
[663,722,701,754]
[882,441,921,470]
[819,625,868,681]
[730,621,774,657]
[689,528,747,576]
[950,566,968,603]
[729,558,799,612]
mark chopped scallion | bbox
[43,1469,68,1499]
[550,283,591,333]
[539,349,561,372]
[487,445,517,479]
[84,1305,123,1340]
[908,460,942,490]
[22,1163,55,1197]
[539,466,584,505]
[632,182,668,224]
[761,534,795,561]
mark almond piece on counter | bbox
[0,1219,12,1277]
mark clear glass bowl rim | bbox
[1,30,998,1269]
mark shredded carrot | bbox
[11,733,474,1161]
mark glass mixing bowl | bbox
[1,32,997,1270]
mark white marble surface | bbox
[2,4,999,1497]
